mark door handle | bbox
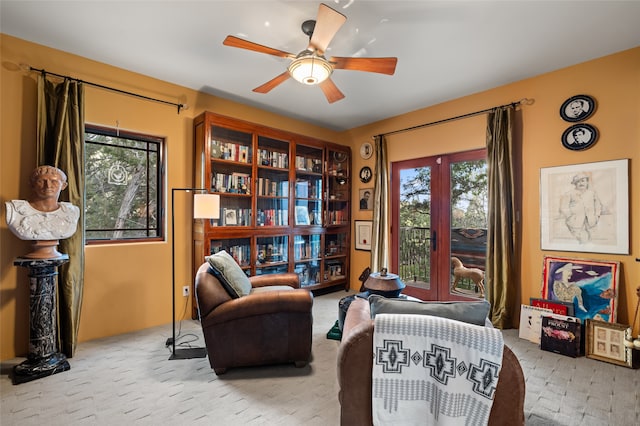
[432,230,436,251]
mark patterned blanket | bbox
[372,314,504,426]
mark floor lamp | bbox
[169,188,220,360]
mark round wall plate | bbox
[359,166,372,183]
[560,94,596,122]
[561,123,598,150]
[360,142,373,159]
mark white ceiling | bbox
[2,1,640,131]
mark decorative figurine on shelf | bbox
[5,165,80,259]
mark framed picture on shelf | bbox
[540,159,629,254]
[354,220,372,251]
[541,256,620,323]
[586,320,638,368]
[295,206,310,225]
[359,188,373,210]
[223,209,237,225]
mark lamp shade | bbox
[288,54,333,85]
[193,194,220,219]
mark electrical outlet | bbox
[182,286,190,297]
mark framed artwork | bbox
[541,255,620,323]
[224,209,237,225]
[354,220,372,251]
[586,320,638,368]
[540,159,629,254]
[295,205,310,225]
[359,188,373,210]
[561,123,598,151]
[559,94,596,122]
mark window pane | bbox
[85,127,163,242]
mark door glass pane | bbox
[450,159,488,298]
[398,167,431,289]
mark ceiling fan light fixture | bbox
[288,54,332,85]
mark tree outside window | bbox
[85,125,163,242]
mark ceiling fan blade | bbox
[224,35,293,58]
[330,57,398,75]
[253,71,291,94]
[309,4,346,54]
[319,78,345,104]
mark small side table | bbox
[12,256,71,384]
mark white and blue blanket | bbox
[372,314,504,426]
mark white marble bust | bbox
[5,166,80,241]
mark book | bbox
[519,304,553,344]
[530,298,575,316]
[540,314,582,358]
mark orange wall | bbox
[0,34,344,360]
[1,34,638,360]
[346,46,640,334]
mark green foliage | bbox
[399,160,487,229]
[85,132,160,240]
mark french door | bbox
[391,149,487,301]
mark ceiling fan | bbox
[223,3,398,103]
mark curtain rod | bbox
[377,98,532,138]
[27,66,187,114]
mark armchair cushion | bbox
[368,294,490,326]
[206,250,252,298]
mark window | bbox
[85,125,164,242]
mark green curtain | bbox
[486,106,517,328]
[37,74,85,357]
[370,135,390,273]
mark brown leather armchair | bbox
[194,262,313,375]
[337,298,525,425]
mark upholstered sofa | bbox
[337,297,525,425]
[194,253,313,375]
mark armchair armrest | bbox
[249,272,300,289]
[201,288,312,326]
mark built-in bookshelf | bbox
[193,112,351,299]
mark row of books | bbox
[257,178,288,197]
[212,172,251,194]
[211,140,251,163]
[295,155,322,172]
[256,209,288,226]
[519,299,582,358]
[258,149,288,169]
[256,243,287,264]
[210,244,250,267]
[327,209,348,225]
[293,239,321,261]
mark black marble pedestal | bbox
[12,256,71,385]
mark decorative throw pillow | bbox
[368,294,491,326]
[206,250,252,298]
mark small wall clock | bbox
[360,142,373,159]
[359,166,372,183]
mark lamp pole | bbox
[169,187,215,360]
